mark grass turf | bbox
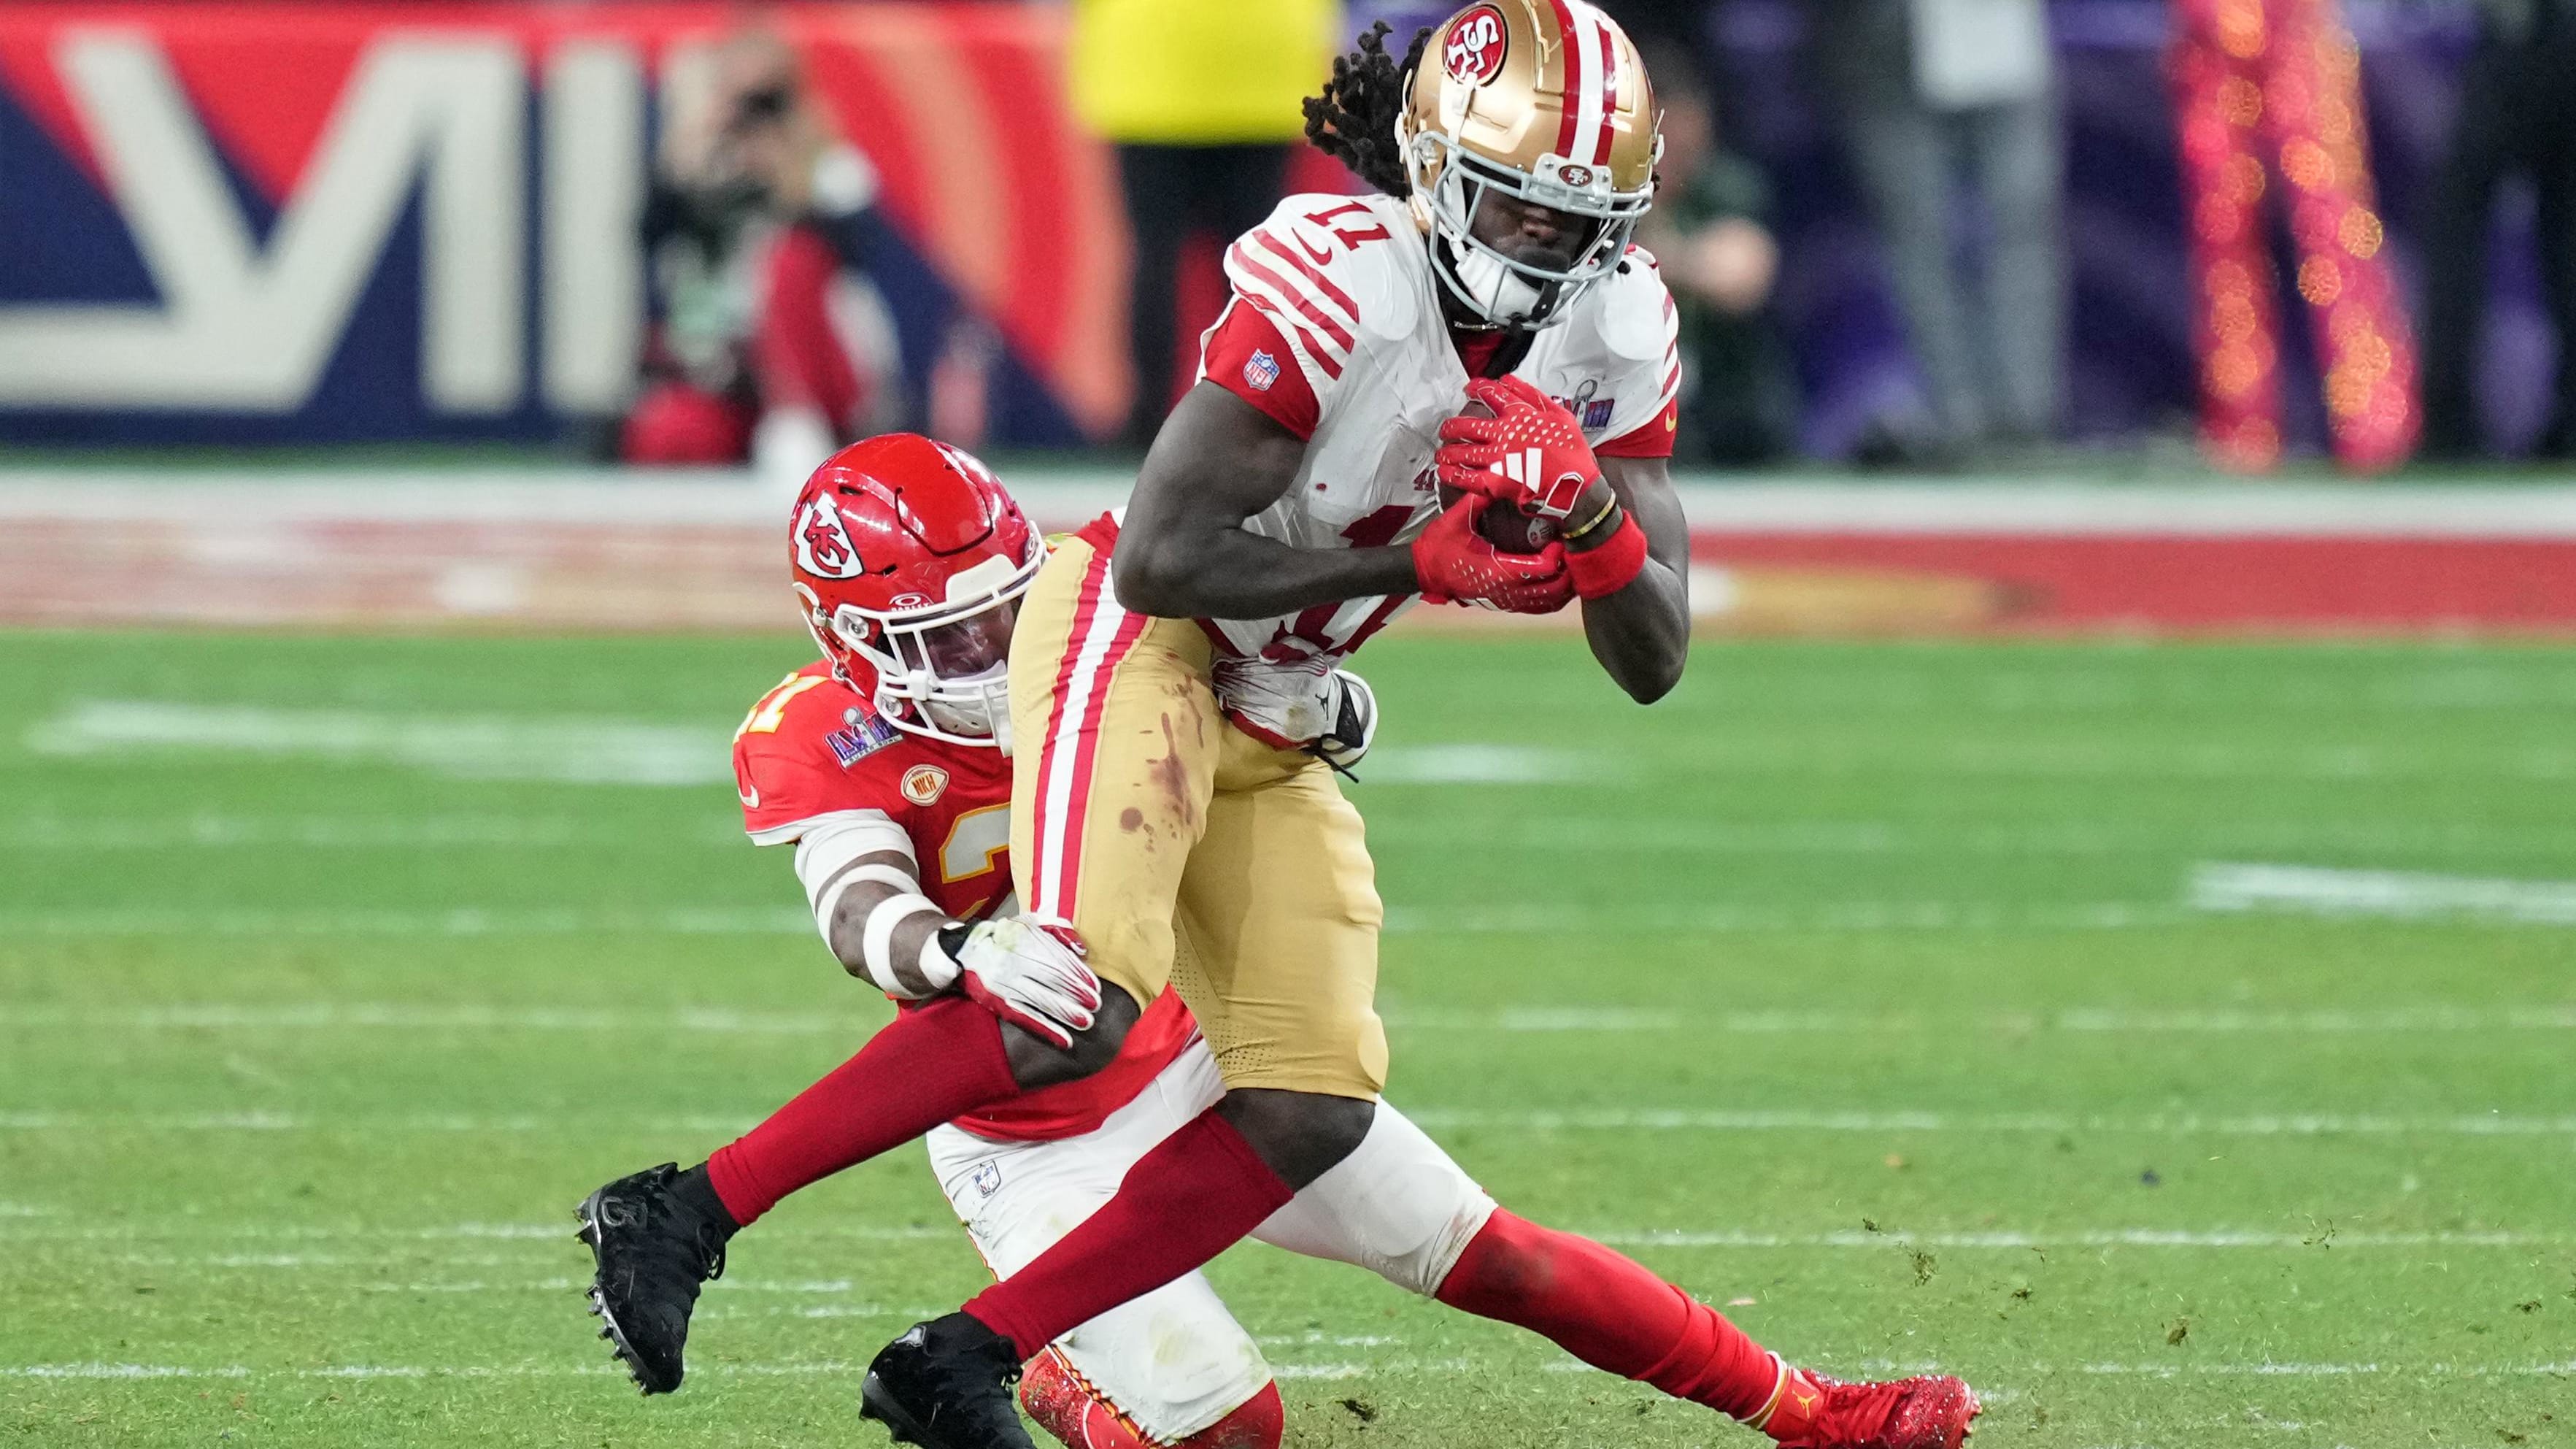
[1,629,2571,1448]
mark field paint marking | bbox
[4,1357,2567,1385]
[1383,902,2182,934]
[7,1109,2572,1138]
[1369,816,2576,858]
[1405,1107,2576,1137]
[0,902,2191,937]
[2193,861,2576,925]
[23,701,730,787]
[0,815,744,850]
[11,1221,954,1243]
[0,907,810,937]
[1357,745,1614,785]
[1592,1229,2558,1250]
[11,1000,2571,1037]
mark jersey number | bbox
[939,804,1009,885]
[1304,201,1391,250]
[736,674,830,739]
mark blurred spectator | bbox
[1068,0,1341,447]
[2418,0,2576,460]
[1813,0,2065,462]
[1635,47,1800,464]
[622,28,902,490]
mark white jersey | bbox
[1202,191,1678,664]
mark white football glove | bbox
[935,915,1102,1050]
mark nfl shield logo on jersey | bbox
[1243,349,1281,393]
[971,1160,1003,1198]
[1583,397,1616,429]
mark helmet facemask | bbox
[1404,128,1655,331]
[811,550,1038,754]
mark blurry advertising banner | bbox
[0,4,1128,445]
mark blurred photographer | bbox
[622,28,903,491]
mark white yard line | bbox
[7,1000,2569,1036]
[0,815,743,850]
[23,701,731,787]
[1405,1108,2576,1136]
[2191,861,2576,925]
[1,1356,2565,1384]
[4,1108,2568,1137]
[1357,745,1617,785]
[0,907,811,937]
[0,902,2191,937]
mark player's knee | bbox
[1216,1088,1375,1190]
[1004,983,1141,1090]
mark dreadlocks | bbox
[1301,22,1432,198]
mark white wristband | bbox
[860,893,950,996]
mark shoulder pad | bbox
[1587,250,1675,364]
[1227,195,1422,364]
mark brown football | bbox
[1439,396,1559,554]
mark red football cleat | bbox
[1765,1369,1981,1449]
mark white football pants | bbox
[925,1040,1496,1443]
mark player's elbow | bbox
[1110,531,1198,618]
[1619,650,1686,705]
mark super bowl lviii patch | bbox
[827,714,903,766]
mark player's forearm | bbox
[1576,458,1692,703]
[823,877,946,994]
[1579,558,1689,702]
[1114,525,1419,621]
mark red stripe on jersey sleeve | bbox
[1200,297,1320,439]
[1597,394,1678,458]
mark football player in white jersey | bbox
[855,7,1981,1448]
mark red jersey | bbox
[733,661,1196,1142]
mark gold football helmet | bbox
[1396,0,1660,329]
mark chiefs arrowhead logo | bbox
[793,497,866,580]
[1443,4,1509,85]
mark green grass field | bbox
[2,630,2572,1448]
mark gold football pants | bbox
[1007,529,1387,1099]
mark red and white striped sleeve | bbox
[1219,206,1368,406]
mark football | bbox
[1442,396,1561,554]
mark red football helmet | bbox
[787,434,1044,751]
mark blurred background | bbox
[1,0,2572,631]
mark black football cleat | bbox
[573,1162,733,1394]
[860,1312,1036,1448]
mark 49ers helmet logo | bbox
[793,496,866,580]
[1443,4,1509,84]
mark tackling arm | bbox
[1572,455,1690,703]
[792,812,1105,1054]
[793,814,949,992]
[1111,384,1421,620]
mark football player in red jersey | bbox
[578,434,1976,1449]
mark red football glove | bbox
[1435,374,1603,520]
[1409,494,1575,615]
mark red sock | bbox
[1435,1210,1790,1426]
[1019,1347,1284,1449]
[964,1110,1294,1360]
[704,996,1015,1226]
